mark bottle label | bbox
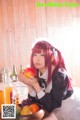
[12,89,19,104]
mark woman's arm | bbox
[42,113,57,120]
[18,73,43,97]
[36,70,73,112]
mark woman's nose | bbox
[35,56,40,61]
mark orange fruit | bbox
[20,105,31,115]
[29,103,40,113]
[23,68,36,78]
[23,72,33,78]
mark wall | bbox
[0,0,80,87]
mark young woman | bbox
[18,41,80,120]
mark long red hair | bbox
[30,41,66,83]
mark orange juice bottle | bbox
[0,81,4,112]
[0,90,4,112]
[4,86,12,104]
[1,67,13,104]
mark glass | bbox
[12,81,29,104]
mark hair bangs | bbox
[32,47,47,56]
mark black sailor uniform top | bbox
[28,67,73,113]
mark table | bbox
[0,110,47,120]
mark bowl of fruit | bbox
[16,99,45,120]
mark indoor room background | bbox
[0,0,80,87]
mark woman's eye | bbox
[33,53,45,56]
[33,54,37,56]
[41,54,45,56]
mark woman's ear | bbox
[51,55,54,62]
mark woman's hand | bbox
[18,73,37,86]
[18,73,42,93]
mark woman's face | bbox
[33,50,46,73]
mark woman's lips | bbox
[35,63,40,66]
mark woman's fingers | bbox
[18,73,30,84]
[18,73,36,86]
